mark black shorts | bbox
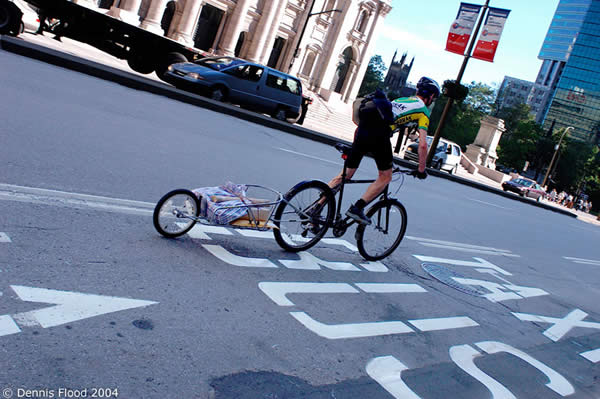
[346,129,393,171]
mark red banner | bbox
[472,7,511,62]
[446,3,482,55]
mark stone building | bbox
[98,0,392,107]
[383,50,413,94]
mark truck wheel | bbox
[127,52,155,74]
[0,0,22,36]
[156,52,187,81]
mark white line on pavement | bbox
[275,148,340,166]
[467,198,512,210]
[0,233,12,243]
[0,183,154,215]
[563,256,600,266]
[581,348,600,363]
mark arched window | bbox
[356,10,368,33]
[301,51,316,77]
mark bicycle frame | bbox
[333,158,390,230]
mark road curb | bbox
[0,34,577,219]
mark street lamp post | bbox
[542,126,573,188]
[288,0,342,70]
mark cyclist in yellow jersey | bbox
[326,77,440,225]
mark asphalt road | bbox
[1,48,600,399]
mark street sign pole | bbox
[427,0,490,167]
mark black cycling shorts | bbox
[346,129,393,171]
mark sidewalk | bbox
[2,33,598,227]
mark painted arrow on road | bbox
[1,285,158,337]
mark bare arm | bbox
[417,128,428,173]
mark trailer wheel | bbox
[127,52,155,74]
[156,52,187,81]
[0,0,23,36]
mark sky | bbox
[374,0,561,88]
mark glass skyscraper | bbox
[537,0,600,142]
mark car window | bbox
[195,57,243,71]
[266,71,301,95]
[514,178,533,187]
[227,64,264,82]
[452,145,461,156]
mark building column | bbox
[172,0,203,47]
[139,0,170,35]
[347,1,391,102]
[258,0,287,65]
[107,0,142,25]
[245,0,280,62]
[217,0,251,56]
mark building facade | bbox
[98,0,392,107]
[536,0,600,142]
[383,50,413,94]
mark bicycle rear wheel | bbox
[153,189,200,238]
[273,180,335,252]
[356,199,407,261]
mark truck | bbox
[0,0,208,80]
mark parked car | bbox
[496,164,518,174]
[164,56,303,122]
[502,177,546,201]
[404,136,462,174]
[1,0,40,35]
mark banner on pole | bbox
[472,7,511,62]
[445,3,482,55]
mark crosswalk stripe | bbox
[0,233,11,243]
[563,257,600,266]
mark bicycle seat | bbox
[335,143,353,156]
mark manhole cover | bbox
[422,263,485,297]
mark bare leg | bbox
[359,168,393,204]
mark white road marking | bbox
[413,255,513,275]
[563,256,600,266]
[360,261,389,272]
[355,283,427,294]
[186,224,233,239]
[580,348,600,363]
[467,198,512,210]
[202,244,278,268]
[512,309,600,342]
[0,315,21,337]
[406,236,518,257]
[9,285,158,330]
[290,311,414,339]
[476,341,575,397]
[280,252,360,271]
[275,147,340,165]
[449,344,516,399]
[0,183,154,215]
[0,232,11,242]
[259,282,358,306]
[366,356,421,399]
[408,317,479,331]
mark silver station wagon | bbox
[165,56,303,122]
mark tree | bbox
[429,81,497,150]
[357,55,387,97]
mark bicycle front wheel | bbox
[273,180,335,252]
[356,199,407,261]
[153,189,200,238]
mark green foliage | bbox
[429,81,497,150]
[358,55,387,97]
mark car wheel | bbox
[273,107,287,121]
[435,160,443,170]
[209,86,227,102]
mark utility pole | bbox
[426,0,490,167]
[542,126,573,188]
[288,0,341,70]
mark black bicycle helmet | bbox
[416,77,441,99]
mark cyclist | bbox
[326,77,440,225]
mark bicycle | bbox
[273,142,414,261]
